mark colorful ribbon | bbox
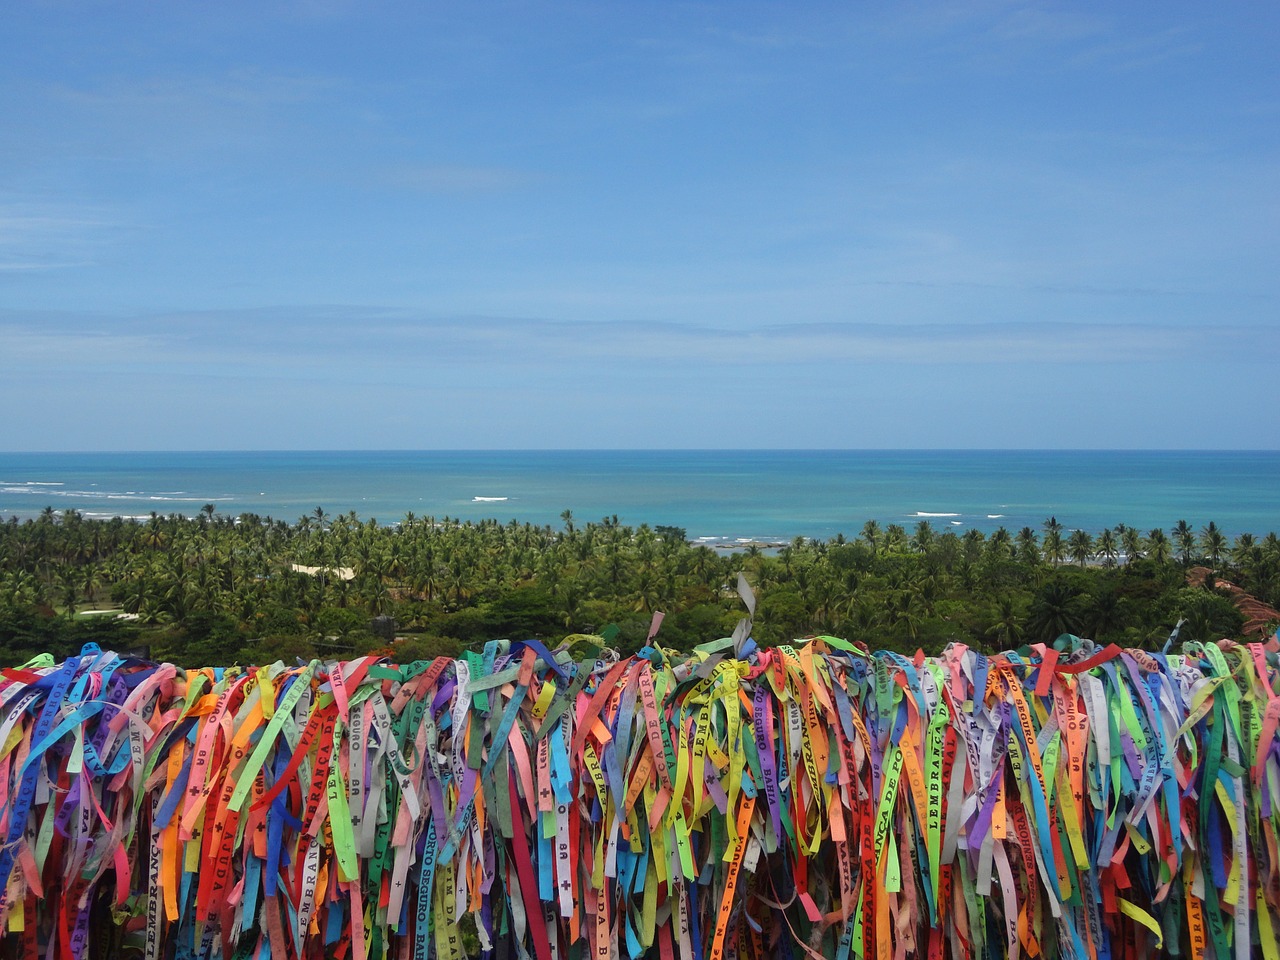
[1,632,1279,960]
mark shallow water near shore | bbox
[1,449,1277,541]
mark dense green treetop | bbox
[1,507,1276,667]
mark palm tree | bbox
[692,545,723,586]
[80,564,104,609]
[961,529,985,564]
[1043,529,1065,567]
[1082,590,1128,640]
[1173,520,1196,566]
[987,595,1025,647]
[366,578,393,617]
[1014,527,1040,565]
[808,572,840,630]
[1121,527,1145,565]
[840,596,879,641]
[143,515,167,551]
[1230,533,1258,579]
[633,569,660,613]
[860,520,882,554]
[1028,581,1082,643]
[555,578,584,628]
[888,590,924,641]
[1096,528,1119,567]
[56,564,81,614]
[909,571,939,617]
[1067,529,1094,568]
[1199,522,1227,569]
[1147,528,1172,565]
[986,527,1013,561]
[4,571,47,608]
[911,521,936,554]
[1177,590,1242,644]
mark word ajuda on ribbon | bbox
[1,633,1279,960]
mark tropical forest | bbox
[1,507,1277,667]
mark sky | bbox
[1,1,1277,450]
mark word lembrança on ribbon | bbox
[1,633,1279,960]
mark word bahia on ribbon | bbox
[1,631,1279,960]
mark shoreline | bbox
[4,449,1280,542]
[3,507,1275,566]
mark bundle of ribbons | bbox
[2,632,1280,960]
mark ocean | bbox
[1,450,1277,544]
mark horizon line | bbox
[3,447,1280,456]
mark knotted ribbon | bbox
[1,632,1278,960]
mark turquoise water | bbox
[1,450,1277,542]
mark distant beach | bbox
[2,449,1278,540]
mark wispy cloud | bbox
[883,0,1106,48]
[990,5,1106,44]
[846,278,1274,300]
[13,68,345,170]
[381,164,543,194]
[4,309,1275,376]
[0,261,93,273]
[882,1,1200,77]
[0,206,125,275]
[1066,25,1202,73]
[47,68,335,110]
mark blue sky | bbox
[2,1,1277,450]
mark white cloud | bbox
[3,308,1276,376]
[381,164,542,193]
[0,206,125,274]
